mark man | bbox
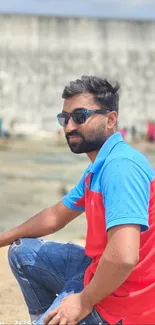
[1,76,155,324]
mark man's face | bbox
[62,93,116,154]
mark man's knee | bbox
[8,237,42,270]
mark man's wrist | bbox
[80,286,97,310]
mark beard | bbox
[65,129,107,154]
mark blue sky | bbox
[0,0,155,20]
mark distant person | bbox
[1,117,15,138]
[1,76,155,325]
[146,120,155,142]
[131,125,137,142]
[0,117,3,137]
[118,126,127,140]
[152,121,155,141]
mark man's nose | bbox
[65,117,78,132]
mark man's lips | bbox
[68,136,82,142]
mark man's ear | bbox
[107,111,118,130]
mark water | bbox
[0,138,155,242]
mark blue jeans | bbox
[8,238,119,325]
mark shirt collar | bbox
[90,132,124,173]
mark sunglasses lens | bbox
[73,109,87,124]
[57,109,88,127]
[57,114,68,127]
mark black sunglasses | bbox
[57,107,110,127]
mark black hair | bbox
[62,76,120,112]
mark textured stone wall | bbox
[0,15,155,134]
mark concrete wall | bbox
[0,15,155,134]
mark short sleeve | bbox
[101,158,150,231]
[62,165,91,211]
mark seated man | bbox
[1,76,155,324]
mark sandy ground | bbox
[0,247,29,324]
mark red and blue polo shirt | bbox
[62,132,155,324]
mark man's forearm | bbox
[0,205,63,247]
[81,253,137,307]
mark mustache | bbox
[66,131,84,139]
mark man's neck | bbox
[86,150,99,163]
[86,131,116,162]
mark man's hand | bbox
[43,293,93,325]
